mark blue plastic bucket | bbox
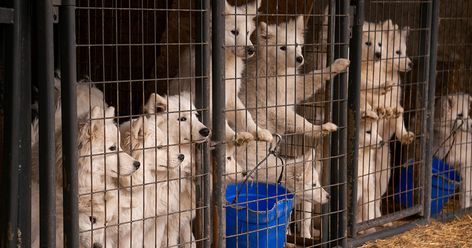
[395,158,460,215]
[225,183,294,248]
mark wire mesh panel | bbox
[349,0,434,238]
[432,0,472,221]
[74,1,210,247]
[219,0,350,247]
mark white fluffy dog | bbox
[31,103,140,248]
[240,16,349,143]
[434,93,472,209]
[168,0,273,145]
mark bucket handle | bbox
[230,134,286,205]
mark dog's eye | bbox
[366,130,372,134]
[365,41,372,46]
[227,156,232,161]
[395,50,402,55]
[178,117,187,122]
[312,183,317,187]
[89,216,97,224]
[378,42,382,47]
[280,46,286,51]
[109,145,117,151]
[231,29,239,36]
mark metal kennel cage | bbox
[2,0,472,247]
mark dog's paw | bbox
[376,107,387,119]
[233,132,254,146]
[332,58,350,73]
[317,122,338,137]
[300,228,312,239]
[381,81,395,95]
[392,106,404,118]
[362,109,379,120]
[398,131,415,144]
[255,129,273,143]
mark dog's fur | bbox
[118,114,188,247]
[240,16,349,142]
[434,93,472,208]
[168,0,273,145]
[31,103,139,248]
[358,20,415,220]
[356,114,384,234]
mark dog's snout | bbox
[199,128,210,137]
[178,153,185,162]
[93,243,103,248]
[133,161,141,170]
[374,52,382,60]
[296,56,304,64]
[247,46,255,56]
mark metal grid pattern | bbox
[432,0,472,221]
[3,0,472,247]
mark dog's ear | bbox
[145,93,167,114]
[447,96,454,108]
[105,106,115,119]
[382,19,394,31]
[295,15,305,34]
[246,0,261,15]
[90,106,105,134]
[259,22,273,40]
[131,117,144,139]
[224,0,234,15]
[402,26,411,37]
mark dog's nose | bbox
[296,56,304,64]
[199,128,210,137]
[247,46,255,56]
[133,161,141,170]
[178,153,185,162]
[408,61,414,68]
[374,52,382,60]
[93,243,103,248]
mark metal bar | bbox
[422,0,440,221]
[329,0,350,246]
[195,0,210,247]
[417,0,434,220]
[347,0,364,238]
[36,0,56,246]
[211,0,226,247]
[355,205,423,231]
[0,8,15,24]
[348,219,428,247]
[0,0,31,246]
[59,1,78,247]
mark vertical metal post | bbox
[0,0,31,246]
[421,0,439,221]
[36,0,56,246]
[347,0,364,238]
[211,0,226,247]
[195,0,210,247]
[329,0,350,246]
[59,1,79,247]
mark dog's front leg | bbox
[394,115,415,144]
[269,107,337,139]
[294,58,350,104]
[229,96,273,142]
